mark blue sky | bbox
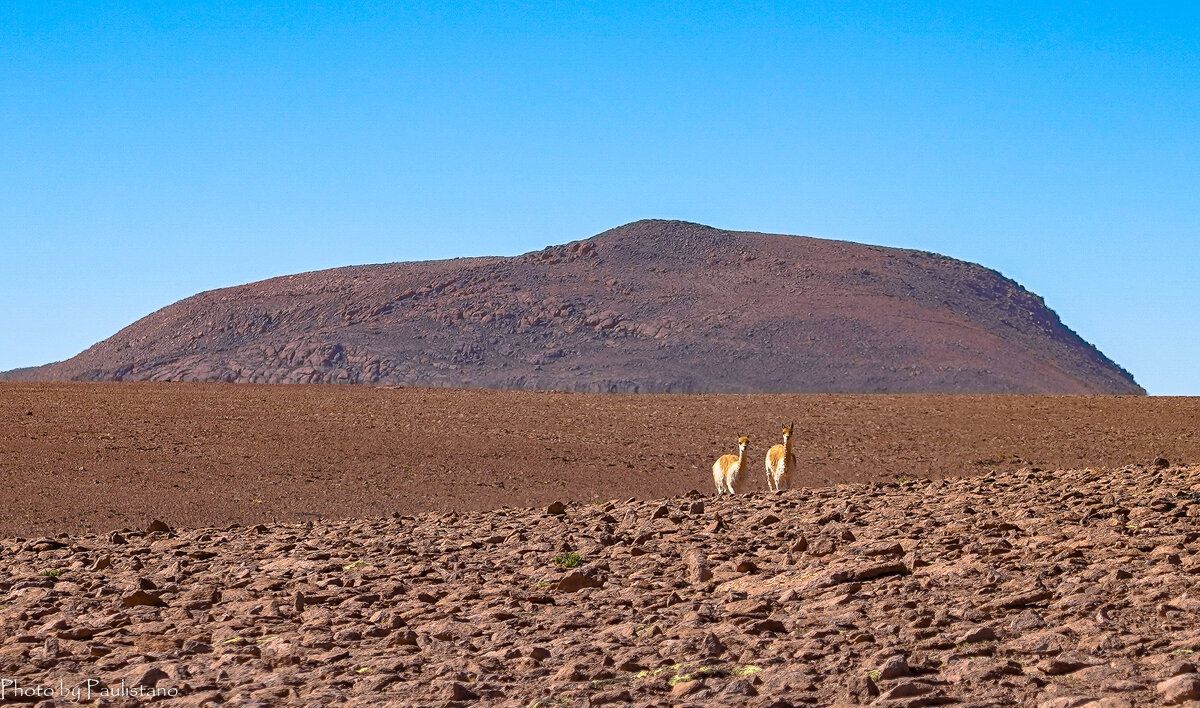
[2,2,1197,393]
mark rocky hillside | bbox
[6,220,1143,393]
[2,463,1198,706]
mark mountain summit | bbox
[5,220,1142,393]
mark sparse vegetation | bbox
[634,664,681,679]
[40,569,61,577]
[630,663,761,686]
[553,552,583,568]
[668,665,728,685]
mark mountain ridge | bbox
[2,220,1143,394]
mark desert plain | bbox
[2,383,1198,536]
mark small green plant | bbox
[553,552,583,569]
[634,663,760,684]
[668,665,727,685]
[40,570,61,577]
[534,580,551,589]
[866,669,881,681]
[1170,648,1196,656]
[343,559,364,571]
[355,666,374,674]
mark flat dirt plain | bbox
[1,382,1198,537]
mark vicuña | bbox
[713,435,750,496]
[765,422,795,491]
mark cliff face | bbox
[6,220,1143,394]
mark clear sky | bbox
[2,2,1197,394]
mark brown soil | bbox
[5,220,1143,394]
[3,464,1199,706]
[2,382,1197,537]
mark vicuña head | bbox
[713,434,750,496]
[765,421,796,491]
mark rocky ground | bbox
[3,462,1200,707]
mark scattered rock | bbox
[554,571,603,593]
[145,519,170,533]
[591,688,633,704]
[879,680,931,700]
[445,681,478,701]
[0,463,1195,707]
[127,665,169,689]
[1040,652,1102,676]
[958,626,998,644]
[988,587,1053,609]
[877,654,911,680]
[687,551,713,583]
[1157,674,1200,704]
[120,589,164,607]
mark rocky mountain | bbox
[4,220,1143,393]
